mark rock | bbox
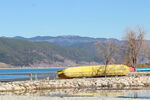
[0,87,6,91]
[0,75,150,91]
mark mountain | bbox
[0,37,99,67]
[13,35,121,46]
[71,42,97,55]
[11,36,128,65]
[0,36,123,67]
[71,41,124,64]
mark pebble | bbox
[0,73,150,92]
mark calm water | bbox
[33,88,150,99]
[0,68,65,73]
[1,88,150,99]
[136,68,150,71]
[0,68,65,80]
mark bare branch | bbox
[124,26,146,67]
[94,40,118,76]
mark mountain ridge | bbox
[13,35,121,46]
[0,37,99,67]
[0,35,149,67]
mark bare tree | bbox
[94,40,118,76]
[143,41,150,64]
[124,26,146,67]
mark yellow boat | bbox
[57,65,130,79]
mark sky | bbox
[0,0,150,39]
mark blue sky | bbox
[0,0,150,39]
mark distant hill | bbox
[13,36,123,61]
[71,42,97,55]
[4,35,149,67]
[13,35,121,46]
[0,38,99,67]
[70,42,124,64]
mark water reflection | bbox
[1,87,150,98]
[120,90,150,99]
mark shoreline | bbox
[0,72,150,92]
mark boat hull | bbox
[57,65,130,79]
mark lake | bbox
[1,87,150,99]
[0,68,65,81]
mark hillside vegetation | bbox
[2,35,149,67]
[0,38,97,66]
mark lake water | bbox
[0,68,65,81]
[1,87,150,99]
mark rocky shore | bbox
[0,72,150,92]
